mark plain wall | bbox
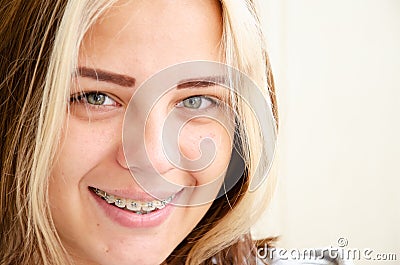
[252,1,400,264]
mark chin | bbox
[82,242,172,265]
[98,254,167,265]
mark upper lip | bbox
[89,186,183,201]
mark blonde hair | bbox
[0,0,278,264]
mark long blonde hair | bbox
[0,0,278,264]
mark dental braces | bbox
[91,187,174,214]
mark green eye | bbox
[183,97,202,109]
[87,93,106,105]
[178,96,216,110]
[70,92,116,106]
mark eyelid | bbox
[175,95,219,109]
[69,91,120,106]
[198,95,218,104]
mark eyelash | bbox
[70,92,219,110]
[70,92,119,107]
[175,95,219,110]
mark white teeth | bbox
[153,201,164,209]
[105,194,116,204]
[166,195,173,203]
[141,202,156,212]
[114,198,126,208]
[91,187,176,214]
[126,201,141,211]
[94,188,104,196]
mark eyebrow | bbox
[77,67,136,87]
[177,76,226,89]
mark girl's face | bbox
[49,1,233,265]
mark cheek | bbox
[52,119,118,182]
[178,120,233,184]
[49,118,121,218]
[48,118,122,254]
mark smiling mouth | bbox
[89,187,176,215]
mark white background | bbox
[253,1,400,264]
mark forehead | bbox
[79,0,223,82]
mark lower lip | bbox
[90,189,176,228]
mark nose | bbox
[122,103,175,177]
[122,101,190,194]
